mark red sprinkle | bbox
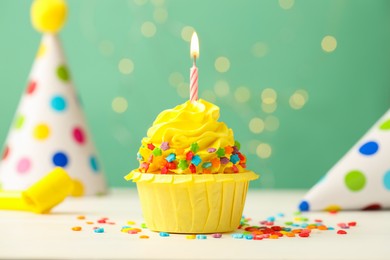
[337,230,347,235]
[189,164,196,173]
[271,226,282,231]
[161,166,168,174]
[97,219,106,224]
[167,162,177,170]
[147,143,155,150]
[348,222,357,227]
[299,233,310,238]
[186,151,194,160]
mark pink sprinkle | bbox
[220,157,229,164]
[212,233,222,238]
[128,230,138,234]
[207,148,216,153]
[161,142,170,151]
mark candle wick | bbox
[193,56,197,66]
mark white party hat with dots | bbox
[0,0,107,196]
[299,109,390,211]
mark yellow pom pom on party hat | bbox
[31,0,67,33]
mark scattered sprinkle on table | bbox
[94,227,104,233]
[337,230,348,235]
[71,213,357,240]
[212,233,222,238]
[186,235,196,239]
[196,234,207,239]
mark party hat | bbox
[299,109,390,211]
[0,0,107,196]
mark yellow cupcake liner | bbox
[125,170,258,233]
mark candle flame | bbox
[190,32,199,59]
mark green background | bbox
[0,0,389,189]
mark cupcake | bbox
[125,99,258,233]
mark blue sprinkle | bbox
[244,234,253,240]
[232,233,243,239]
[283,227,291,232]
[300,223,308,228]
[196,234,207,239]
[267,216,276,222]
[292,224,300,227]
[328,227,335,230]
[159,232,170,237]
[166,153,176,162]
[230,154,240,164]
[202,162,212,168]
[276,213,285,218]
[121,225,131,229]
[191,155,202,166]
[137,152,143,161]
[298,200,310,212]
[94,228,104,233]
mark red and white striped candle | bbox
[190,32,199,103]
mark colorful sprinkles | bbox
[137,141,247,174]
[70,213,358,241]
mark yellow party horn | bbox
[0,167,73,213]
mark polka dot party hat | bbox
[0,0,107,196]
[299,109,390,211]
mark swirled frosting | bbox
[136,99,247,174]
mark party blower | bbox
[0,167,73,213]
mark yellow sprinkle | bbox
[269,235,279,239]
[76,215,85,220]
[121,228,131,232]
[127,221,136,225]
[139,235,149,239]
[186,235,196,239]
[71,226,82,231]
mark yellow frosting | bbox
[143,99,234,152]
[137,99,247,174]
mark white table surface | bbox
[0,189,389,260]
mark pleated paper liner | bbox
[125,171,259,234]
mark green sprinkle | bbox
[152,148,162,156]
[178,160,188,170]
[285,221,293,226]
[234,140,241,150]
[141,223,147,228]
[190,143,199,153]
[202,162,212,168]
[216,148,225,157]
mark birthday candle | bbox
[190,32,199,102]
